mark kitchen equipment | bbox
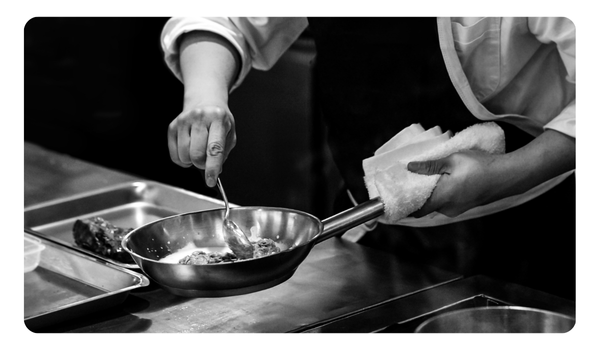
[122,198,384,297]
[216,178,254,259]
[24,233,45,273]
[24,181,224,269]
[415,306,575,333]
[24,229,150,331]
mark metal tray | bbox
[24,230,150,331]
[24,181,225,269]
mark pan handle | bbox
[316,197,385,244]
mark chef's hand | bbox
[168,103,237,188]
[169,30,241,187]
[407,150,499,218]
[406,129,576,218]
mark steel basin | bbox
[415,306,575,333]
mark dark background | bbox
[25,17,342,219]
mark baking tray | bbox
[24,230,150,331]
[24,181,226,269]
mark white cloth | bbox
[364,122,506,224]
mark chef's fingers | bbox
[167,118,192,168]
[224,130,237,162]
[407,158,451,218]
[190,123,209,169]
[407,158,449,176]
[410,200,437,218]
[204,120,229,187]
[176,122,193,167]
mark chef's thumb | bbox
[407,158,447,176]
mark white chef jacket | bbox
[161,17,576,227]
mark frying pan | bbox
[122,198,384,297]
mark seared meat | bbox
[178,251,238,265]
[179,238,281,265]
[252,238,280,258]
[73,217,134,263]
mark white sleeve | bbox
[160,17,309,90]
[528,17,576,138]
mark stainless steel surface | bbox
[122,196,385,297]
[24,181,225,269]
[318,197,384,243]
[24,142,464,332]
[123,206,321,297]
[24,229,150,331]
[415,306,575,333]
[24,142,577,334]
[304,275,576,333]
[216,178,254,259]
[24,143,135,207]
[44,239,462,333]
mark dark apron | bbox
[308,17,575,300]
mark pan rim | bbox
[121,206,324,266]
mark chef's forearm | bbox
[179,31,241,109]
[488,129,575,201]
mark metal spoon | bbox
[216,178,255,259]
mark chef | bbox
[160,17,575,300]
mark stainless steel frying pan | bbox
[122,198,384,297]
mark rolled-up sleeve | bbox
[529,17,576,138]
[161,17,309,90]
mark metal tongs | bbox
[216,178,255,259]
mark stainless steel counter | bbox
[23,142,577,333]
[25,143,135,207]
[305,274,576,332]
[24,142,464,332]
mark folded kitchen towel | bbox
[363,122,505,224]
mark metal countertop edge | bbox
[296,275,575,333]
[289,275,464,333]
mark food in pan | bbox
[72,217,135,263]
[252,238,281,258]
[177,238,281,265]
[178,250,238,265]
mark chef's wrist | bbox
[183,91,228,111]
[486,129,575,202]
[482,153,523,204]
[179,32,238,110]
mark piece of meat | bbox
[252,238,280,258]
[72,217,134,263]
[178,250,238,265]
[178,238,281,265]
